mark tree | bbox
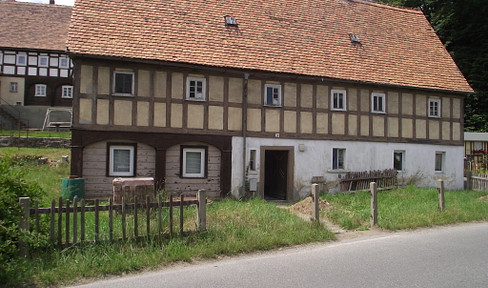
[378,0,488,131]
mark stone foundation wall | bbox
[0,136,71,149]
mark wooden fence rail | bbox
[340,169,398,192]
[19,190,207,251]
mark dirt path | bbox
[283,196,391,241]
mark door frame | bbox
[259,146,294,201]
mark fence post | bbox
[197,189,207,231]
[467,171,472,191]
[370,182,378,227]
[19,197,30,257]
[311,184,319,221]
[437,180,445,211]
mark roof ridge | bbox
[0,1,72,10]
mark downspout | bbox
[242,73,249,196]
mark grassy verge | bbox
[323,185,488,230]
[0,130,71,138]
[18,199,334,287]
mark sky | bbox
[16,0,74,6]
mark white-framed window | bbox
[61,85,73,98]
[249,149,257,171]
[332,148,345,170]
[59,57,69,68]
[113,71,134,96]
[0,52,3,65]
[264,84,282,106]
[186,77,206,100]
[182,147,206,178]
[38,56,49,67]
[16,54,27,66]
[371,92,386,113]
[34,84,47,97]
[9,82,18,93]
[428,99,441,118]
[108,144,136,177]
[331,89,346,111]
[393,150,405,171]
[435,151,445,172]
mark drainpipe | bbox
[242,73,249,196]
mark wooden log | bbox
[438,180,445,211]
[180,194,184,236]
[169,193,173,238]
[50,200,55,242]
[109,197,113,242]
[73,196,78,245]
[122,197,126,241]
[134,197,138,238]
[196,190,206,231]
[81,199,85,242]
[370,182,378,227]
[19,197,30,257]
[146,195,151,239]
[34,200,40,233]
[58,197,62,246]
[65,199,70,245]
[95,199,99,242]
[311,184,319,221]
[158,194,162,239]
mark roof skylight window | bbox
[349,33,361,44]
[225,16,238,26]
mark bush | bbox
[0,155,49,285]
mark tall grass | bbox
[20,199,334,287]
[323,185,488,230]
[0,130,71,138]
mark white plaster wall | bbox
[231,137,464,199]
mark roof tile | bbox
[67,0,472,93]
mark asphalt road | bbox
[71,222,488,288]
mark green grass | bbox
[0,147,70,202]
[0,130,71,138]
[323,185,488,231]
[17,199,334,287]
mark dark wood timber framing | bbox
[70,129,232,197]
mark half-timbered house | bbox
[0,1,73,129]
[67,0,472,200]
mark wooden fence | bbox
[340,169,398,192]
[19,190,207,250]
[466,172,488,191]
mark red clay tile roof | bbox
[0,1,71,51]
[67,0,473,93]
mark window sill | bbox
[331,109,347,112]
[264,104,282,108]
[112,93,134,97]
[372,111,386,114]
[185,98,206,102]
[327,169,349,174]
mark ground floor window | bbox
[108,143,136,176]
[435,151,445,172]
[181,146,207,178]
[394,151,405,171]
[332,148,345,170]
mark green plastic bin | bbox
[61,178,85,201]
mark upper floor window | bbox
[38,56,49,67]
[0,52,3,65]
[108,143,136,177]
[9,82,18,93]
[264,84,282,106]
[181,147,207,178]
[59,57,69,68]
[17,54,26,66]
[113,71,134,96]
[332,148,345,170]
[62,85,73,99]
[186,77,206,100]
[393,150,405,171]
[428,99,441,118]
[371,92,386,113]
[35,84,47,97]
[249,149,257,171]
[331,89,346,111]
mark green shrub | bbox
[0,155,50,285]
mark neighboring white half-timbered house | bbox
[67,0,472,200]
[0,1,73,129]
